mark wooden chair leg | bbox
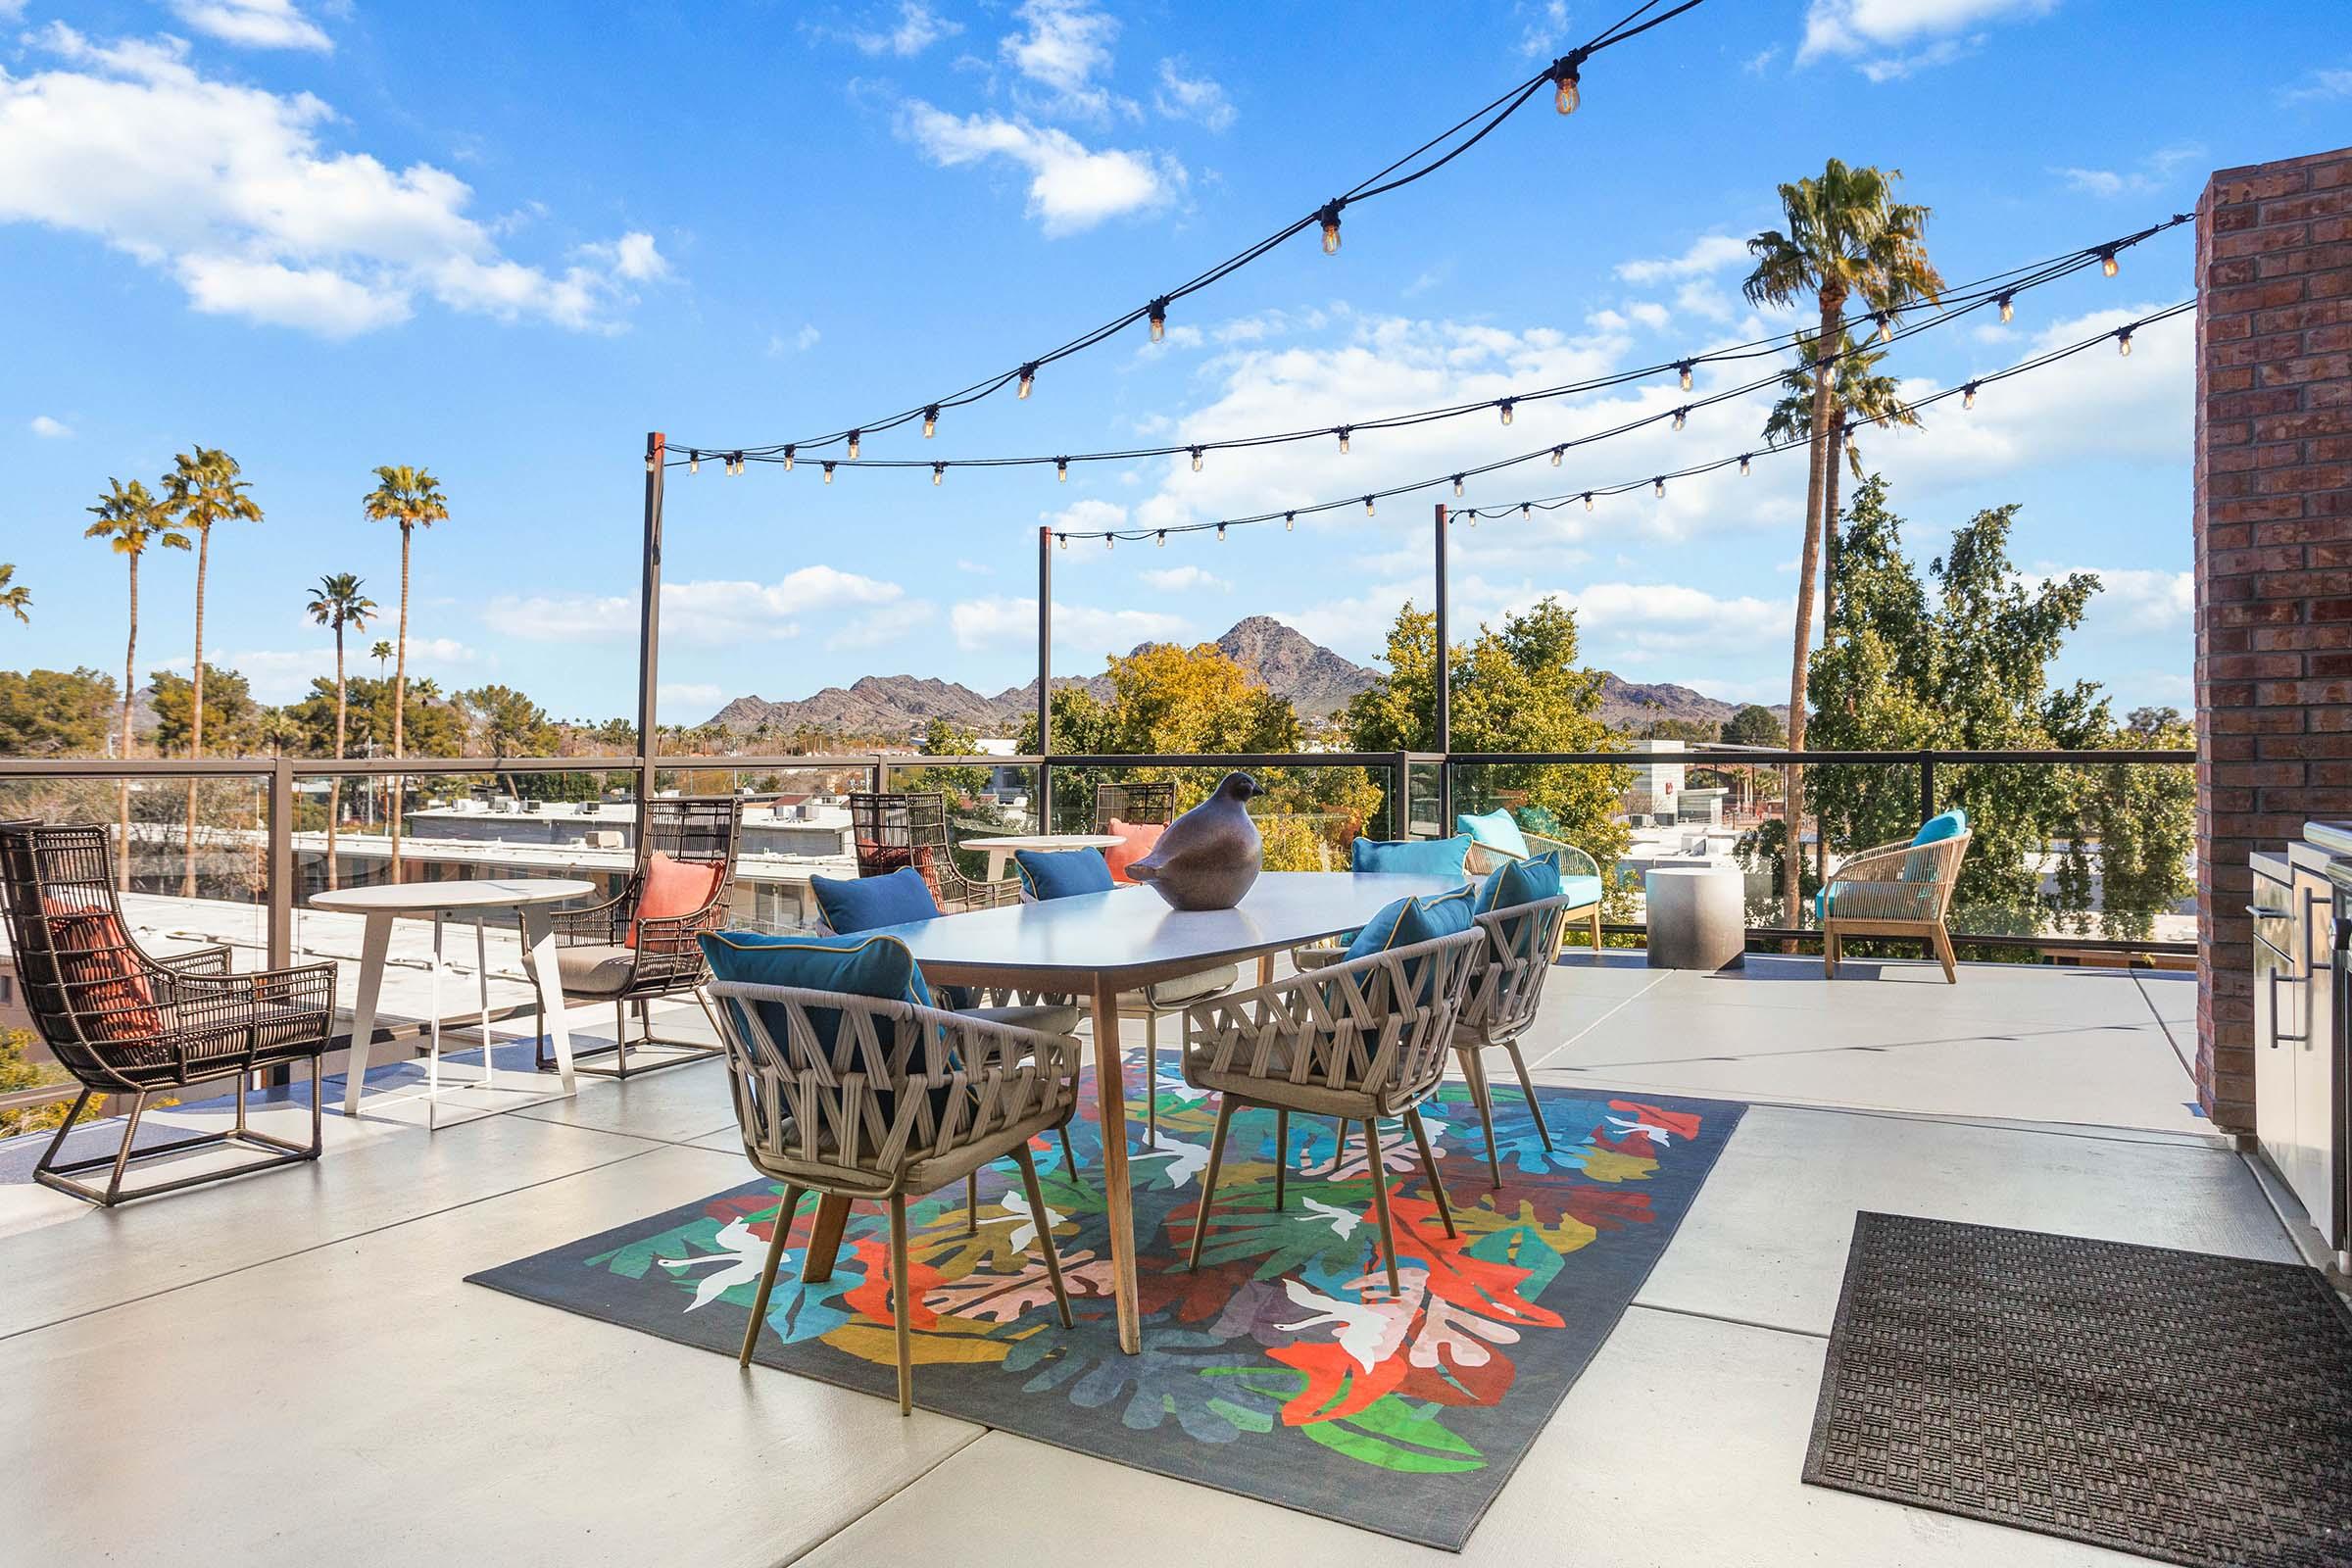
[1333,1116,1348,1162]
[1588,907,1603,958]
[1404,1107,1454,1239]
[1013,1144,1074,1329]
[1188,1098,1238,1271]
[1273,1107,1289,1210]
[1361,1119,1402,1298]
[888,1193,913,1416]
[739,1184,804,1367]
[1502,1041,1553,1152]
[1459,1046,1502,1188]
[1058,1123,1077,1177]
[965,1169,980,1236]
[1932,924,1958,983]
[1824,924,1838,978]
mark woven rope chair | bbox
[1461,834,1607,957]
[850,792,1013,913]
[1092,780,1175,831]
[533,796,742,1078]
[1179,926,1486,1298]
[0,821,334,1206]
[1820,829,1973,982]
[707,976,1083,1413]
[1448,894,1578,1186]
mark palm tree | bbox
[362,465,448,882]
[85,480,191,890]
[163,447,263,896]
[307,572,377,890]
[1741,160,1942,930]
[1763,331,1922,633]
[369,638,393,681]
[0,564,27,622]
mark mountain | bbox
[1595,673,1786,732]
[1212,615,1375,715]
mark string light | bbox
[2117,327,2132,357]
[1498,398,1516,426]
[932,462,946,485]
[1551,48,1584,114]
[1550,446,1564,466]
[1105,534,1114,550]
[2099,247,2120,277]
[1058,532,1068,550]
[1338,426,1352,455]
[1963,381,1979,411]
[822,461,836,483]
[1317,201,1344,255]
[1998,293,2015,324]
[923,406,939,438]
[1363,495,1376,516]
[688,449,701,474]
[730,451,745,475]
[1653,476,1666,498]
[1056,457,1070,482]
[1672,407,1688,432]
[1519,503,1530,521]
[1285,512,1296,531]
[1740,453,1751,475]
[1017,364,1036,400]
[645,452,656,474]
[1190,446,1205,472]
[1452,474,1465,497]
[1874,311,1894,344]
[1149,297,1169,342]
[846,430,861,461]
[1677,360,1694,392]
[1157,530,1167,547]
[1216,523,1227,541]
[1583,492,1594,512]
[782,446,795,472]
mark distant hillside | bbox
[1594,674,1786,731]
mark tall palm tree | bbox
[369,638,393,681]
[362,465,448,882]
[307,572,377,891]
[1742,160,1942,929]
[84,480,191,890]
[163,447,263,896]
[0,564,27,622]
[1763,331,1922,633]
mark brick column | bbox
[2194,145,2352,1133]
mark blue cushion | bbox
[1456,808,1530,859]
[1015,847,1114,901]
[1911,808,1967,847]
[701,930,942,1125]
[811,866,942,934]
[1344,887,1473,1003]
[1475,852,1563,916]
[1561,874,1602,909]
[1350,835,1472,880]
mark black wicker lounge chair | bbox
[1093,780,1175,831]
[850,791,1014,912]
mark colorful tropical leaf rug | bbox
[468,1068,1742,1549]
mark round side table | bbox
[1643,865,1745,970]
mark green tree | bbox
[1345,597,1630,881]
[0,1027,90,1138]
[163,447,263,891]
[0,667,117,756]
[898,715,993,807]
[308,572,377,888]
[1742,160,1944,925]
[369,639,393,681]
[0,564,27,623]
[459,683,556,798]
[1723,704,1786,748]
[149,664,259,758]
[363,464,448,880]
[1633,716,1720,743]
[1763,330,1922,633]
[85,478,192,888]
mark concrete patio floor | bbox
[0,956,2309,1567]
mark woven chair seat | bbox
[963,1001,1082,1036]
[545,942,636,997]
[1144,963,1238,1009]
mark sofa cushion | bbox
[811,866,943,934]
[1344,886,1473,1004]
[553,942,637,997]
[1474,852,1561,916]
[1103,818,1164,884]
[701,930,943,1131]
[1144,963,1239,1009]
[963,1002,1083,1037]
[1456,808,1531,860]
[1911,808,1968,847]
[627,853,726,949]
[1350,835,1472,880]
[1014,847,1114,901]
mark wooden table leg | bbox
[803,1194,853,1282]
[1090,975,1142,1354]
[1257,952,1274,987]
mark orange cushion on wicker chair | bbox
[627,853,727,949]
[44,906,163,1040]
[1103,818,1165,885]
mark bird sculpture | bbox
[1123,771,1263,910]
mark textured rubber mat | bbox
[1805,1212,2352,1567]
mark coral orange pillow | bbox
[1103,818,1164,885]
[43,904,162,1040]
[628,853,727,948]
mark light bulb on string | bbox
[1284,512,1296,532]
[1740,453,1751,476]
[1157,530,1167,548]
[1105,534,1114,551]
[782,446,795,472]
[1498,399,1515,427]
[922,406,939,439]
[1055,457,1070,482]
[822,462,836,484]
[1017,364,1037,400]
[731,452,745,476]
[1583,492,1593,513]
[1363,496,1375,517]
[1451,474,1465,498]
[1653,476,1666,499]
[932,463,946,486]
[1057,532,1067,551]
[1216,523,1227,542]
[1997,294,2015,324]
[2117,327,2132,357]
[1550,446,1564,466]
[1189,446,1205,472]
[1519,503,1530,522]
[1672,407,1688,432]
[2099,248,2120,277]
[1677,361,1693,392]
[846,430,860,461]
[1551,51,1582,114]
[1962,381,1980,411]
[1874,312,1893,344]
[1148,297,1168,342]
[688,450,701,474]
[644,453,655,474]
[1317,201,1343,255]
[1336,426,1351,455]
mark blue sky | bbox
[4,0,2348,728]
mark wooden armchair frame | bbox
[1453,894,1578,1185]
[1821,829,1974,983]
[1461,831,1607,957]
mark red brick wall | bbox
[2194,145,2352,1132]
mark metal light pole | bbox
[637,432,665,816]
[1037,524,1054,831]
[1434,501,1451,830]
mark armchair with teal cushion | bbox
[1818,808,1973,982]
[1459,818,1608,958]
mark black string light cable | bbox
[660,1,1711,472]
[1053,299,2193,546]
[670,211,2190,480]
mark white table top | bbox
[1643,864,1741,880]
[962,834,1125,852]
[309,877,598,914]
[870,870,1464,985]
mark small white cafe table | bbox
[309,878,596,1119]
[961,833,1124,883]
[808,870,1462,1354]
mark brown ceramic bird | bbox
[1124,771,1263,910]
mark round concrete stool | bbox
[1643,864,1745,970]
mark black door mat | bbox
[1804,1212,2352,1568]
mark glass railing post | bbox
[268,759,294,970]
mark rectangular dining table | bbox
[791,870,1464,1354]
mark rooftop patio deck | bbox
[0,953,2302,1568]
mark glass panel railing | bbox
[1037,760,1395,869]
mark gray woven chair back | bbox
[707,979,1082,1199]
[0,822,147,1072]
[641,795,741,872]
[1183,927,1485,1115]
[1094,780,1175,830]
[1457,893,1578,1048]
[1829,830,1972,922]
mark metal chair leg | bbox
[1460,1046,1502,1187]
[1361,1118,1402,1298]
[1405,1106,1455,1238]
[739,1184,804,1367]
[104,1092,151,1205]
[888,1193,913,1416]
[1188,1098,1238,1271]
[1013,1144,1074,1329]
[1273,1107,1289,1210]
[965,1170,980,1236]
[1502,1041,1553,1152]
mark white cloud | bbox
[2053,145,2203,198]
[0,25,667,337]
[28,415,73,438]
[1516,0,1570,57]
[1153,58,1235,131]
[953,595,1185,662]
[2280,65,2352,105]
[825,600,939,650]
[768,323,822,356]
[832,2,963,58]
[487,568,903,645]
[1140,564,1228,593]
[1616,233,1751,285]
[2034,565,2192,634]
[167,0,332,52]
[1000,0,1128,122]
[899,103,1179,234]
[1798,0,2055,75]
[197,636,474,703]
[1744,45,1782,74]
[659,681,724,708]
